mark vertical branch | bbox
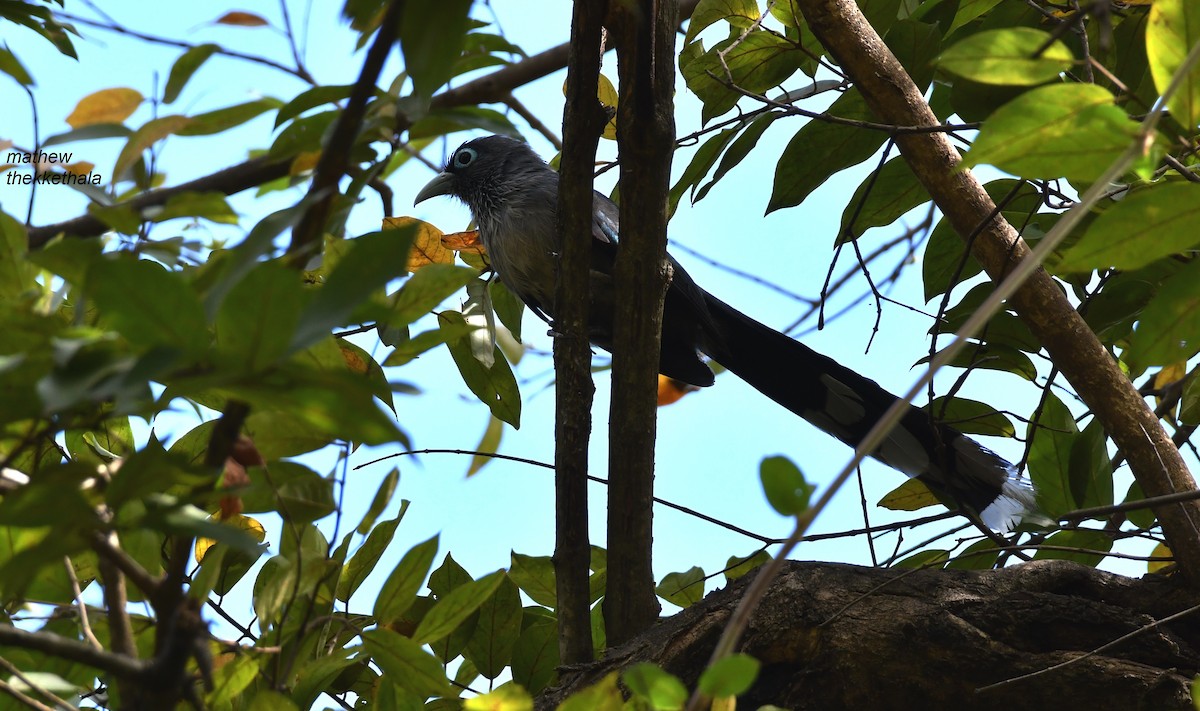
[554,0,609,665]
[605,0,677,645]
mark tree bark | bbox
[538,560,1200,710]
[553,0,609,665]
[604,0,677,646]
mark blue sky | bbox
[1,0,1149,643]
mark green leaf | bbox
[1147,0,1200,130]
[363,628,452,698]
[113,115,192,180]
[164,44,218,104]
[151,191,239,224]
[895,549,949,569]
[877,477,940,512]
[837,154,929,244]
[357,470,402,535]
[385,264,478,327]
[759,455,812,516]
[1067,419,1113,511]
[464,574,522,679]
[946,0,1005,36]
[768,89,885,213]
[89,255,209,354]
[0,210,36,300]
[684,0,761,45]
[275,84,356,127]
[440,310,522,427]
[489,279,524,342]
[698,653,760,697]
[558,672,623,711]
[669,127,738,215]
[0,45,34,86]
[939,28,1074,85]
[213,260,303,372]
[655,566,705,608]
[1059,184,1200,272]
[681,32,803,123]
[469,415,504,476]
[464,685,533,711]
[962,83,1138,183]
[206,653,260,705]
[511,611,559,694]
[291,227,417,352]
[337,514,404,602]
[623,663,688,710]
[373,534,439,624]
[414,570,506,645]
[509,553,556,608]
[945,538,1002,570]
[723,550,770,582]
[176,99,283,137]
[401,0,474,99]
[1032,528,1112,567]
[1125,258,1200,370]
[1026,392,1078,518]
[247,690,300,711]
[694,111,782,202]
[886,19,942,89]
[917,341,1037,381]
[926,396,1015,437]
[269,110,337,158]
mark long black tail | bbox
[696,293,1034,531]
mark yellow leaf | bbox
[195,514,266,563]
[64,161,94,177]
[877,478,941,512]
[598,73,619,140]
[383,216,451,271]
[1155,362,1188,419]
[216,11,270,26]
[113,115,192,180]
[560,73,619,140]
[710,696,736,711]
[290,150,320,175]
[464,684,533,711]
[66,87,143,128]
[1149,542,1174,574]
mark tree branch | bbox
[0,626,149,680]
[604,0,678,645]
[27,1,704,250]
[553,0,609,665]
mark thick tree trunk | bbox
[538,560,1200,710]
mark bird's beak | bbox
[415,171,454,205]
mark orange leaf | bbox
[64,161,94,177]
[66,87,143,128]
[442,229,487,256]
[657,375,696,406]
[383,216,451,271]
[231,434,264,469]
[216,11,269,26]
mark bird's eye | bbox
[453,147,477,169]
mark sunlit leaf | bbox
[962,83,1137,182]
[939,28,1074,85]
[1147,0,1200,129]
[67,88,143,128]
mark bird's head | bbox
[414,135,548,216]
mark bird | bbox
[415,134,1035,531]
